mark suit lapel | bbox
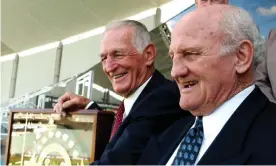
[110,70,167,145]
[198,87,268,165]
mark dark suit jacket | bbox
[256,29,276,103]
[138,86,276,165]
[91,70,191,165]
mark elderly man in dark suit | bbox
[138,5,276,165]
[255,29,276,103]
[54,20,190,164]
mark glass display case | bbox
[5,109,114,166]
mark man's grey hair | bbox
[220,6,265,68]
[105,20,151,53]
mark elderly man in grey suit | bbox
[255,29,276,103]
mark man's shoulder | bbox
[138,70,179,106]
[243,87,276,130]
[253,100,276,127]
[138,81,179,108]
[245,99,276,144]
[244,101,276,163]
[146,73,179,96]
[130,80,187,118]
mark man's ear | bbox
[144,44,157,66]
[235,40,254,74]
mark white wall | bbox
[15,49,56,97]
[60,33,103,81]
[136,13,157,31]
[0,60,13,104]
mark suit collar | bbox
[130,70,167,113]
[198,86,268,164]
[199,85,255,161]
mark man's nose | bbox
[171,58,189,79]
[104,56,117,73]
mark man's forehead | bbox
[100,42,128,55]
[101,27,133,48]
[177,4,228,23]
[104,26,134,39]
[172,5,228,37]
[172,19,220,40]
[103,28,131,42]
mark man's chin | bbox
[113,87,129,97]
[179,101,198,112]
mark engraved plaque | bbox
[5,109,114,166]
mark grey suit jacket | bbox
[255,29,276,103]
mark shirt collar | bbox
[202,85,255,139]
[123,76,152,118]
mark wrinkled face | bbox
[100,26,150,97]
[195,0,228,8]
[170,16,237,116]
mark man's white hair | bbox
[220,6,265,68]
[105,20,151,53]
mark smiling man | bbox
[137,5,276,165]
[100,22,154,98]
[54,20,190,164]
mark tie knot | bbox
[118,101,125,112]
[195,116,203,131]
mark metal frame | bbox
[75,70,94,100]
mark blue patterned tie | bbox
[172,116,204,165]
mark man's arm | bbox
[54,92,102,114]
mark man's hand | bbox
[54,92,91,114]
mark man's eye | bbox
[114,54,124,58]
[184,52,200,60]
[101,57,107,62]
[185,52,197,56]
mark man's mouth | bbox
[113,73,127,79]
[183,81,198,88]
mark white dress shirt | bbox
[123,76,151,119]
[166,85,255,165]
[85,76,152,120]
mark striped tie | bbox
[110,101,125,139]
